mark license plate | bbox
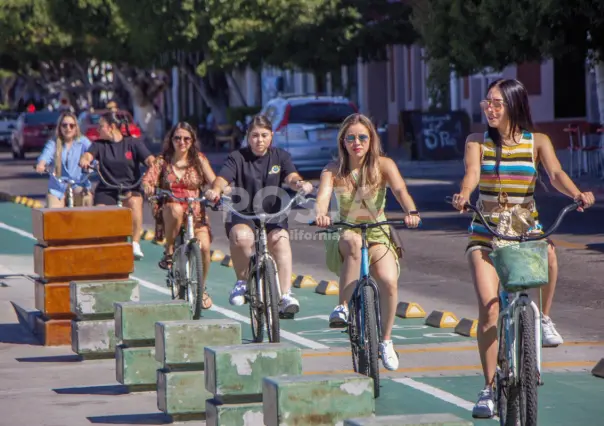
[317,130,335,140]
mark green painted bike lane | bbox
[1,201,603,425]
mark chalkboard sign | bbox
[400,111,470,161]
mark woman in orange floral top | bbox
[142,122,216,307]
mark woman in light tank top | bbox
[451,79,595,419]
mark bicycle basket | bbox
[489,240,549,291]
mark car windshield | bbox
[24,112,61,125]
[288,102,355,124]
[0,112,19,120]
[89,112,132,124]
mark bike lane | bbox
[0,201,602,425]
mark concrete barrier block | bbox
[70,279,139,319]
[292,275,318,289]
[204,343,302,400]
[157,369,212,415]
[591,358,604,378]
[344,413,473,425]
[206,398,264,426]
[155,319,241,368]
[454,318,477,337]
[116,345,161,388]
[263,374,375,426]
[395,302,426,319]
[114,300,191,344]
[425,310,459,328]
[71,319,116,357]
[315,280,339,295]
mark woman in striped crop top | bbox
[451,78,595,419]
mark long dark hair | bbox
[101,110,131,137]
[486,79,534,177]
[161,122,204,179]
[246,114,273,139]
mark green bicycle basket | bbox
[489,240,549,291]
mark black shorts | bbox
[224,213,288,239]
[93,187,142,205]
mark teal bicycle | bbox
[447,196,583,426]
[310,218,411,398]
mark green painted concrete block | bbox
[343,414,473,425]
[263,374,375,426]
[70,279,139,319]
[114,300,191,343]
[71,319,116,356]
[205,343,302,399]
[116,344,161,386]
[155,319,241,368]
[206,398,264,426]
[157,369,213,415]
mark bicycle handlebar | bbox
[219,191,314,221]
[444,196,582,241]
[309,219,410,234]
[149,189,209,205]
[88,164,144,191]
[36,167,91,187]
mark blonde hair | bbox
[335,113,383,193]
[53,112,82,177]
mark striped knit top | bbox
[478,131,537,205]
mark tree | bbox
[412,0,604,122]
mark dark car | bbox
[11,111,61,159]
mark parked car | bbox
[0,111,19,148]
[78,109,142,141]
[11,111,62,159]
[247,94,358,172]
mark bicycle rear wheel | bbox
[185,243,204,319]
[349,278,380,398]
[247,255,264,343]
[263,258,280,343]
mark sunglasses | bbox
[61,123,76,129]
[172,135,192,143]
[345,134,370,143]
[480,99,506,111]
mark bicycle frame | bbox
[90,164,143,207]
[42,169,90,208]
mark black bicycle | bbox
[87,164,144,207]
[446,196,583,425]
[309,219,411,398]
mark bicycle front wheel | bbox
[517,306,539,426]
[262,258,280,343]
[185,243,204,319]
[247,255,264,343]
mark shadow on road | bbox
[0,323,39,345]
[87,413,175,424]
[54,384,133,396]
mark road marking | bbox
[302,345,477,358]
[0,221,329,351]
[393,377,476,412]
[550,239,588,249]
[295,315,330,321]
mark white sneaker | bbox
[329,304,348,328]
[133,242,144,260]
[379,340,399,371]
[279,293,300,316]
[542,314,563,347]
[229,280,247,306]
[472,386,495,418]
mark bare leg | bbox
[267,228,292,295]
[124,193,143,243]
[337,231,363,307]
[162,203,184,256]
[228,224,255,280]
[47,193,64,208]
[368,244,398,340]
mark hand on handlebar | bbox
[404,214,421,228]
[34,163,47,174]
[314,215,331,228]
[574,192,595,212]
[204,189,220,204]
[451,192,470,213]
[296,180,314,195]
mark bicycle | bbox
[38,167,92,208]
[446,195,583,426]
[217,190,313,343]
[87,164,144,207]
[149,189,211,320]
[309,218,411,399]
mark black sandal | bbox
[158,253,173,270]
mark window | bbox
[554,56,586,118]
[288,103,356,124]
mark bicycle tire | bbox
[518,307,539,426]
[263,258,280,343]
[349,278,380,398]
[496,315,515,425]
[186,242,204,320]
[247,255,264,343]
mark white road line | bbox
[0,221,328,350]
[392,377,477,413]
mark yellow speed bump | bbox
[220,255,233,267]
[210,249,226,262]
[33,200,44,209]
[292,275,318,289]
[425,310,459,328]
[395,301,426,319]
[315,280,339,295]
[592,359,604,378]
[455,318,478,337]
[14,196,22,204]
[141,229,155,241]
[27,198,37,207]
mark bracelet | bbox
[408,210,420,216]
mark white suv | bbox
[253,95,358,172]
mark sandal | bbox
[158,253,173,270]
[201,291,213,309]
